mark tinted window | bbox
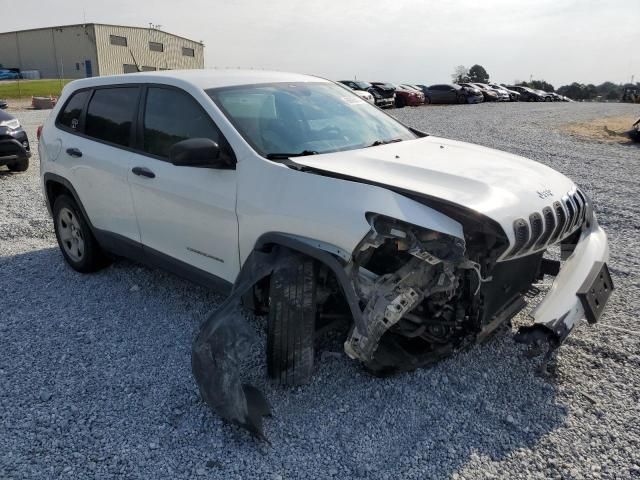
[57,90,90,130]
[143,87,221,159]
[85,88,138,147]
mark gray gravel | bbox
[1,102,639,479]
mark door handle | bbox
[66,148,82,158]
[132,166,156,179]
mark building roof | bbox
[63,69,329,91]
[0,23,202,45]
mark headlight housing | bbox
[0,118,20,130]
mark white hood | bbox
[293,136,576,233]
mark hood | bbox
[292,136,576,229]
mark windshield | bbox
[354,81,371,89]
[207,82,417,158]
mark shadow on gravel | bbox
[1,248,568,479]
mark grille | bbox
[504,188,587,259]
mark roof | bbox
[62,69,329,92]
[0,23,202,45]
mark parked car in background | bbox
[489,84,520,101]
[371,82,423,107]
[534,89,554,102]
[0,99,7,109]
[338,80,394,108]
[0,69,20,80]
[505,86,545,102]
[475,83,509,101]
[629,118,640,142]
[353,89,375,104]
[460,83,499,101]
[420,84,468,104]
[0,109,30,171]
[367,82,396,108]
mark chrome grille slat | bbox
[504,189,588,259]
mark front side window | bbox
[110,35,127,47]
[85,87,139,147]
[142,87,223,159]
[208,82,417,158]
[57,90,90,130]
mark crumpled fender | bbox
[192,234,361,440]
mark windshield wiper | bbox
[266,150,319,160]
[368,138,403,147]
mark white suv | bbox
[39,70,612,437]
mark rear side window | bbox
[85,87,139,147]
[57,90,90,130]
[142,87,222,159]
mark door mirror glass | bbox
[169,138,230,168]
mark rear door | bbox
[127,85,240,283]
[55,86,141,243]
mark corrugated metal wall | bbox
[94,25,204,75]
[0,24,204,79]
[0,25,98,79]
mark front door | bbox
[127,86,240,283]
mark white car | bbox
[353,89,375,104]
[39,69,612,438]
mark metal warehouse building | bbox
[0,24,204,79]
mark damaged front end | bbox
[192,197,612,440]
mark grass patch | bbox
[0,79,73,99]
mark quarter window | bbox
[142,87,222,159]
[182,47,195,57]
[109,35,128,47]
[57,90,90,130]
[85,87,139,147]
[149,41,164,52]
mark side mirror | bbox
[169,138,233,169]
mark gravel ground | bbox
[1,102,639,479]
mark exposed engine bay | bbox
[341,213,547,375]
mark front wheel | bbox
[457,95,467,104]
[53,195,110,273]
[267,256,317,386]
[8,157,29,172]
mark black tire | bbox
[424,96,431,105]
[52,195,110,273]
[457,94,467,104]
[267,256,317,386]
[8,157,29,172]
[395,96,406,108]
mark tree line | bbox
[451,64,638,101]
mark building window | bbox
[149,41,164,52]
[123,64,138,74]
[141,66,157,71]
[182,47,195,57]
[110,35,128,47]
[75,63,80,71]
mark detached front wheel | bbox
[267,256,317,386]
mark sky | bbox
[0,0,638,87]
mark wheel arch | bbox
[43,173,95,232]
[245,232,365,332]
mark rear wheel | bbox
[8,157,28,172]
[267,256,317,386]
[53,195,110,273]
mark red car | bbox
[371,82,424,107]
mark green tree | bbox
[467,64,490,83]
